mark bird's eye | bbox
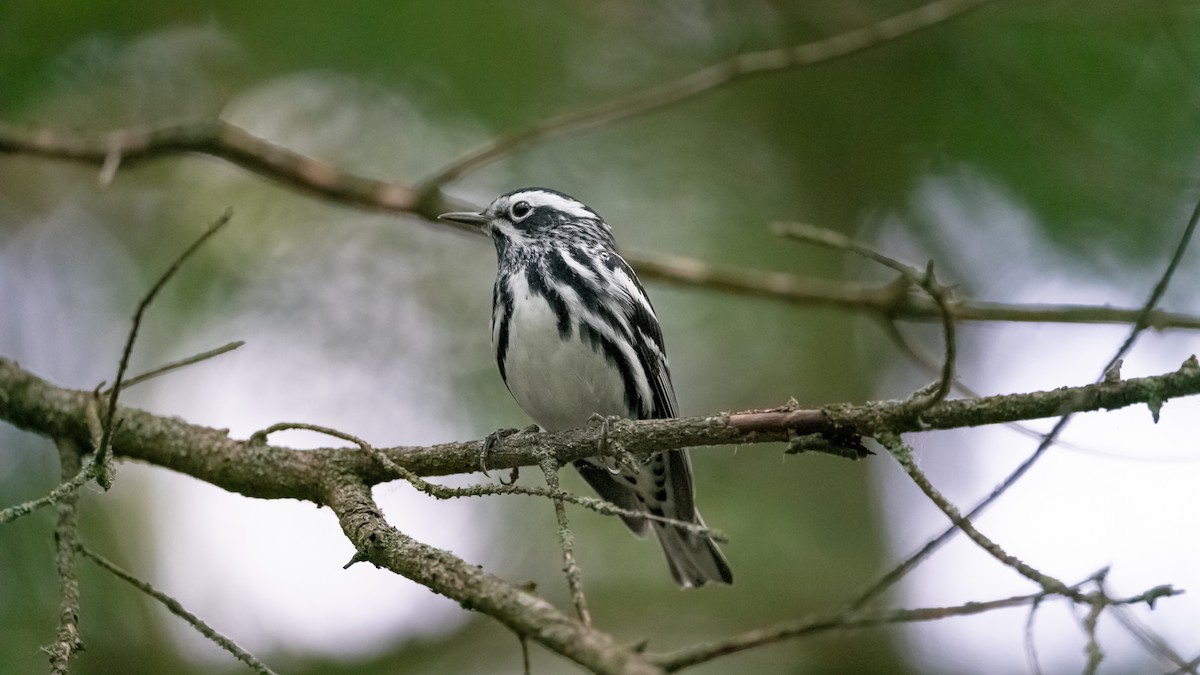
[509,201,532,220]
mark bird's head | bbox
[440,188,617,256]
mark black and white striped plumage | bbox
[442,188,732,587]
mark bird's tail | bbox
[652,512,733,588]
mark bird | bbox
[441,188,732,587]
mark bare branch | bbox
[3,355,1199,494]
[111,340,245,392]
[418,0,996,188]
[324,477,660,675]
[0,120,423,215]
[655,588,1062,672]
[93,209,234,490]
[773,222,956,411]
[6,121,1200,334]
[848,188,1200,609]
[79,546,278,675]
[633,251,1200,329]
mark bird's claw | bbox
[588,414,636,474]
[481,427,521,477]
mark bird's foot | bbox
[588,414,637,474]
[482,426,529,481]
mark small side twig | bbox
[1024,594,1045,675]
[418,0,993,188]
[251,422,725,542]
[877,432,1073,597]
[105,340,245,393]
[538,453,591,626]
[93,208,234,489]
[773,222,955,412]
[78,546,278,675]
[848,187,1200,610]
[0,457,95,525]
[1081,593,1106,675]
[654,588,1064,672]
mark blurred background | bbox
[3,1,1200,673]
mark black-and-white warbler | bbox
[441,188,732,587]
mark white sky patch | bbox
[144,328,484,660]
[874,171,1200,673]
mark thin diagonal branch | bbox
[92,209,234,490]
[418,0,995,188]
[324,477,659,675]
[848,188,1200,609]
[79,546,278,675]
[880,434,1074,595]
[109,340,244,392]
[654,590,1050,671]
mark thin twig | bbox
[1024,595,1045,675]
[1109,604,1195,674]
[107,340,244,392]
[78,546,279,675]
[418,0,995,188]
[517,631,531,675]
[848,189,1200,609]
[93,209,234,489]
[250,422,726,541]
[654,589,1060,672]
[0,457,96,524]
[538,453,592,626]
[45,438,85,674]
[773,222,955,410]
[1082,593,1106,675]
[653,569,1176,671]
[7,122,1200,335]
[629,250,1200,329]
[878,433,1075,597]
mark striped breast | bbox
[494,265,634,431]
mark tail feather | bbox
[652,513,733,588]
[573,451,732,587]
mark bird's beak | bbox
[439,211,490,234]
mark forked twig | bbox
[773,222,956,411]
[847,186,1200,615]
[93,209,234,488]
